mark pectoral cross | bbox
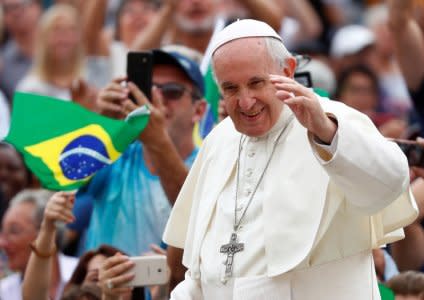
[220,232,244,283]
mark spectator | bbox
[216,0,282,32]
[128,0,284,56]
[0,0,42,102]
[15,3,98,110]
[82,0,167,81]
[329,24,377,76]
[387,0,424,123]
[0,142,38,222]
[391,164,424,272]
[21,191,144,300]
[335,65,407,138]
[67,48,206,290]
[0,189,78,300]
[334,64,407,138]
[278,0,323,52]
[387,0,424,272]
[364,4,412,119]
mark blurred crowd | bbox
[0,0,424,299]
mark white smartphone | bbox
[126,255,169,287]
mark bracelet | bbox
[29,241,56,258]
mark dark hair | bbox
[0,142,35,191]
[66,244,121,287]
[64,245,145,300]
[334,64,380,100]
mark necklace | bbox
[219,114,294,284]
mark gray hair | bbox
[9,189,54,229]
[263,37,292,69]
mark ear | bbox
[192,99,207,123]
[283,57,297,78]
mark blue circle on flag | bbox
[60,135,110,180]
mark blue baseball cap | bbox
[152,49,205,97]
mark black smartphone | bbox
[127,51,153,102]
[393,139,424,167]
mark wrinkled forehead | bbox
[3,201,35,225]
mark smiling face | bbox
[45,12,80,62]
[338,70,379,116]
[175,0,216,33]
[2,0,41,35]
[152,64,204,142]
[117,0,156,46]
[0,202,37,273]
[0,145,28,201]
[213,38,290,137]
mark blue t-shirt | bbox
[72,141,198,256]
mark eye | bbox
[222,85,238,95]
[249,79,266,89]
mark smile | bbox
[241,107,264,118]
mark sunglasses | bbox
[154,82,201,101]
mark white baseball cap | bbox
[330,24,375,58]
[210,19,283,55]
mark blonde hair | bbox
[32,4,84,82]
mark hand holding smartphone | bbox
[125,255,169,287]
[392,138,424,167]
[127,51,153,103]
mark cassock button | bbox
[248,151,255,157]
[245,189,252,196]
[246,168,253,177]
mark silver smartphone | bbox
[126,255,169,287]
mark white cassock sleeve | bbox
[169,271,203,300]
[308,101,411,215]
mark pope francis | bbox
[163,19,418,299]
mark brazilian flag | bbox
[378,283,395,300]
[5,92,149,191]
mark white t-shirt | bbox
[0,254,78,300]
[16,74,72,101]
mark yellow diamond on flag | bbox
[25,124,121,186]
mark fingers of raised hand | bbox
[150,86,165,110]
[97,81,129,115]
[100,255,135,278]
[99,255,135,291]
[45,192,75,223]
[121,99,138,116]
[127,82,150,107]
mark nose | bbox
[238,88,256,111]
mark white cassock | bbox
[163,96,418,300]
